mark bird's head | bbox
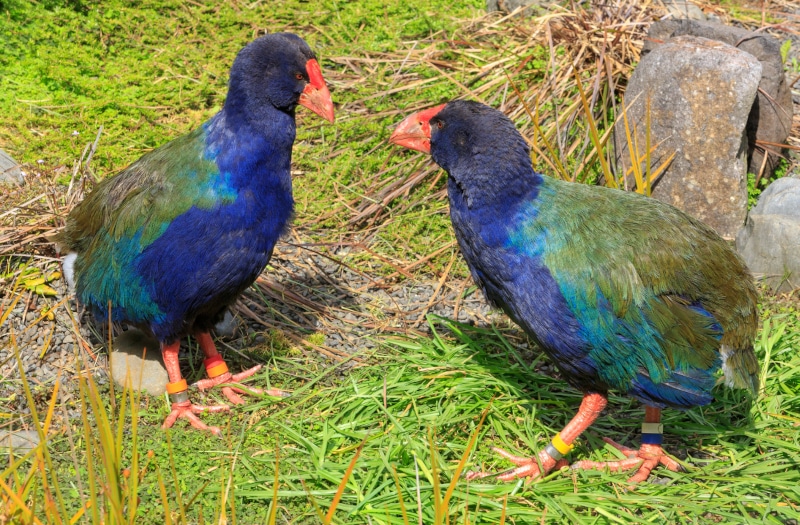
[390,100,536,207]
[227,33,335,124]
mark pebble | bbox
[0,430,40,455]
[109,329,167,396]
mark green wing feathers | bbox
[56,126,227,253]
[534,177,759,393]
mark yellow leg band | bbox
[166,379,188,394]
[551,432,574,456]
[206,362,229,379]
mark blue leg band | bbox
[641,433,663,445]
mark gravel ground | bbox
[0,231,504,426]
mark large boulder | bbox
[0,430,40,455]
[615,35,761,239]
[642,19,793,178]
[736,177,800,293]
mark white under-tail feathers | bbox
[720,344,736,388]
[62,252,77,293]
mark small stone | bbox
[0,430,40,455]
[109,329,167,396]
[662,0,706,21]
[214,309,239,337]
[486,0,548,15]
[0,149,24,187]
[62,335,74,344]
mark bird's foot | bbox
[161,400,229,436]
[570,438,683,483]
[194,362,288,405]
[466,446,568,482]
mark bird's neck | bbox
[204,108,295,193]
[447,160,544,222]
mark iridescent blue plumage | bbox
[390,100,758,481]
[59,34,313,343]
[57,33,335,434]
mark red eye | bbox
[436,120,443,129]
[295,73,304,80]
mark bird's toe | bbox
[571,443,682,483]
[466,447,561,482]
[162,400,229,436]
[231,364,262,382]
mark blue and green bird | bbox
[391,100,759,483]
[56,33,334,435]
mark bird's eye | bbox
[295,73,304,80]
[436,120,443,129]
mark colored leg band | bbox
[641,422,663,445]
[551,433,574,456]
[169,390,190,404]
[544,443,563,461]
[641,433,663,445]
[206,362,229,378]
[166,379,188,394]
[642,423,663,434]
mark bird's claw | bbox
[466,446,567,482]
[571,438,683,483]
[193,364,288,404]
[194,364,262,390]
[161,400,229,436]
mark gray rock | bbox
[751,177,800,216]
[109,329,167,396]
[642,20,793,178]
[662,0,706,21]
[214,309,239,337]
[615,35,761,239]
[0,430,40,455]
[0,149,24,187]
[736,177,800,292]
[487,0,548,15]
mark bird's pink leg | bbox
[571,406,683,482]
[192,331,287,404]
[467,392,608,481]
[161,341,229,436]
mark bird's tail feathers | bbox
[721,344,760,395]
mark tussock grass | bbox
[2,0,800,523]
[4,307,800,522]
[214,313,799,524]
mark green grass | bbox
[3,0,800,523]
[4,307,800,523]
[1,0,490,272]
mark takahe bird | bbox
[390,100,759,483]
[56,33,334,435]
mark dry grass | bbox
[2,0,799,360]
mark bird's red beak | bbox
[299,58,335,123]
[389,104,446,154]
